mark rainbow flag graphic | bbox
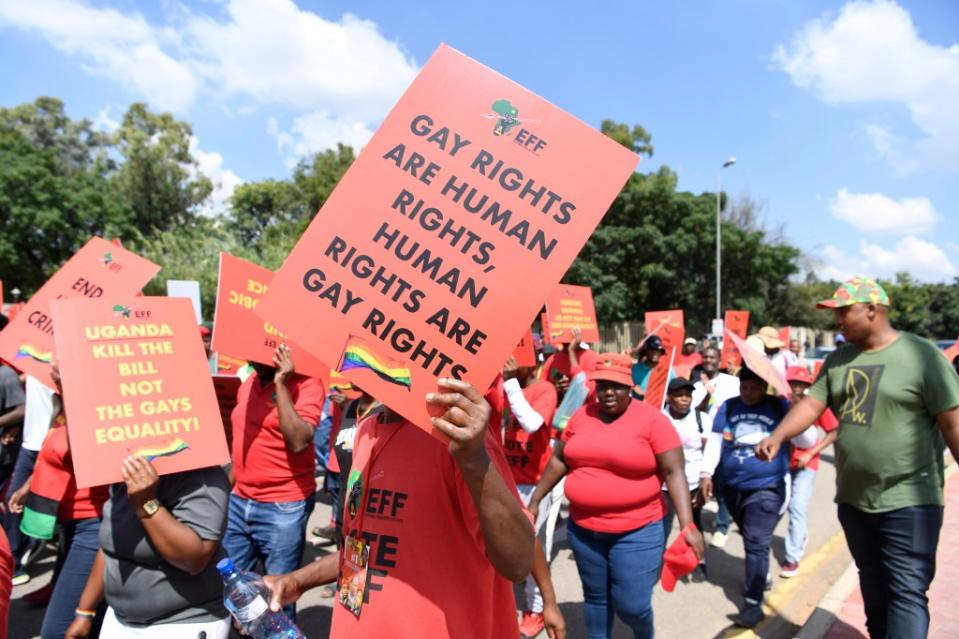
[15,343,53,364]
[134,438,189,461]
[338,336,412,390]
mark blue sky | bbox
[1,0,956,281]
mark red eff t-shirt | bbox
[230,373,325,502]
[34,418,108,520]
[330,417,527,639]
[561,400,680,533]
[790,408,840,471]
[503,381,558,486]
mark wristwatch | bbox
[138,499,161,519]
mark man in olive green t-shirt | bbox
[757,276,959,639]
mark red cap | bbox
[661,524,700,592]
[587,353,633,387]
[785,366,813,385]
[198,326,212,337]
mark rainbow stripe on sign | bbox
[16,343,52,364]
[134,438,189,461]
[338,338,412,390]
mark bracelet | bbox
[75,608,97,618]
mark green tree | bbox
[111,103,212,233]
[0,100,126,295]
[600,120,654,157]
[292,144,356,215]
[226,179,305,248]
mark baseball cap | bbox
[588,353,633,387]
[198,325,212,338]
[642,335,665,353]
[683,337,697,346]
[753,326,785,350]
[667,377,695,394]
[817,276,890,309]
[785,366,814,385]
[661,523,700,592]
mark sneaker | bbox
[780,561,800,578]
[733,603,765,628]
[19,539,44,568]
[11,571,30,587]
[23,583,54,605]
[710,531,728,548]
[690,563,708,583]
[311,525,336,540]
[518,611,545,638]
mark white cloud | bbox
[774,0,959,171]
[830,188,938,234]
[268,112,375,169]
[0,0,198,112]
[189,137,243,215]
[0,0,418,159]
[816,236,957,282]
[92,106,120,133]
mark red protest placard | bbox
[540,312,562,345]
[725,329,790,397]
[52,297,230,488]
[644,347,676,409]
[721,310,750,370]
[644,310,685,353]
[544,284,599,343]
[212,253,329,380]
[512,329,536,367]
[255,44,638,434]
[778,326,791,345]
[0,237,160,389]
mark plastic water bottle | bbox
[216,557,306,639]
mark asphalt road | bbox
[9,450,847,639]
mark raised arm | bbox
[273,344,316,454]
[122,456,219,576]
[428,377,534,582]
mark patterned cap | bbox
[816,276,890,309]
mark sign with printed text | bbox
[512,328,536,367]
[212,253,329,380]
[644,310,685,353]
[0,237,160,389]
[721,310,750,370]
[52,297,229,488]
[644,347,676,408]
[544,284,599,343]
[255,44,639,434]
[726,329,790,397]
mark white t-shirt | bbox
[22,375,56,451]
[692,373,740,419]
[661,408,712,490]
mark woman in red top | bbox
[9,375,109,639]
[529,353,705,639]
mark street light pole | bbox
[716,157,736,323]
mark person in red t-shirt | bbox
[500,355,558,636]
[673,338,703,379]
[222,344,325,619]
[9,367,109,639]
[261,377,535,639]
[780,366,839,578]
[528,353,705,639]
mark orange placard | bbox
[512,329,536,367]
[721,310,750,370]
[644,310,685,353]
[540,312,562,345]
[52,297,230,488]
[211,253,329,380]
[725,329,790,397]
[644,347,676,409]
[544,284,599,343]
[0,237,160,389]
[255,44,639,434]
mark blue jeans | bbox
[838,503,943,639]
[41,517,105,639]
[3,447,38,565]
[223,493,313,619]
[314,411,333,471]
[785,468,816,563]
[567,518,664,639]
[722,483,785,604]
